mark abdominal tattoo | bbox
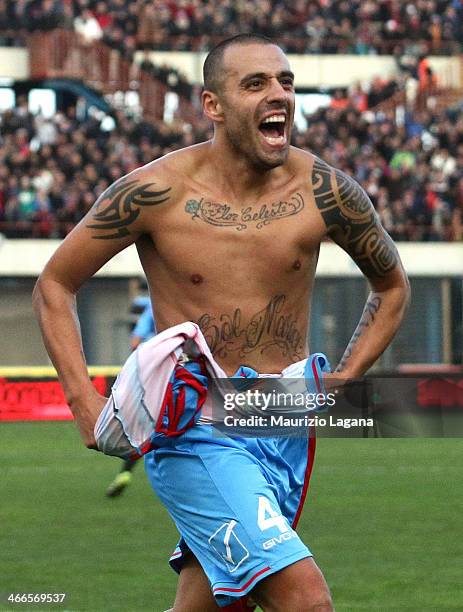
[197,295,305,360]
[87,178,171,239]
[184,193,304,230]
[312,158,398,277]
[336,296,382,372]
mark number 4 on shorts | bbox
[257,496,289,534]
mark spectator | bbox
[34,0,64,32]
[430,196,452,240]
[349,82,369,113]
[0,0,11,45]
[1,0,463,54]
[330,89,350,111]
[92,1,112,31]
[34,115,58,146]
[74,7,102,44]
[136,2,159,48]
[431,147,457,177]
[1,9,463,243]
[17,176,35,220]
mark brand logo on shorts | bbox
[262,530,297,550]
[257,495,297,550]
[208,520,249,573]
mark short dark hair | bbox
[203,34,276,94]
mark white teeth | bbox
[264,135,286,145]
[262,115,286,124]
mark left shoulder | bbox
[309,156,373,225]
[288,146,317,172]
[308,156,399,279]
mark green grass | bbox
[0,423,462,611]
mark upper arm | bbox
[311,157,404,289]
[40,172,172,292]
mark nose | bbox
[265,77,289,103]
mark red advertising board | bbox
[0,367,118,422]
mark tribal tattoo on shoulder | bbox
[86,178,171,239]
[311,158,398,277]
[184,193,304,231]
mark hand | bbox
[130,335,143,351]
[70,389,108,450]
[322,372,350,398]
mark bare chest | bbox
[144,186,325,280]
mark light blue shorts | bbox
[144,425,316,607]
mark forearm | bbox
[33,276,106,448]
[32,276,94,403]
[335,283,410,378]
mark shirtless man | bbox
[33,34,410,612]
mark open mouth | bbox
[258,114,287,147]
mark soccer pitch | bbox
[1,423,462,611]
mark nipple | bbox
[191,273,204,285]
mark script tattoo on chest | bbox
[312,158,398,277]
[87,178,171,239]
[184,193,304,230]
[197,295,305,361]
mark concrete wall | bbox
[0,276,134,366]
[134,51,461,89]
[1,45,460,89]
[1,239,462,277]
[0,240,461,367]
[0,47,29,80]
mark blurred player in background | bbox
[105,301,156,497]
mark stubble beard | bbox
[225,121,288,172]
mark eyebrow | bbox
[239,70,295,86]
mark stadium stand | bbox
[0,0,462,55]
[0,103,211,237]
[1,1,463,240]
[2,89,463,240]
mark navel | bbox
[292,259,302,271]
[190,273,204,285]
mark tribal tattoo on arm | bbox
[336,296,381,372]
[311,159,402,373]
[311,158,398,277]
[86,178,171,239]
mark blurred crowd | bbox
[0,0,462,55]
[0,98,211,238]
[1,94,463,241]
[1,0,462,241]
[298,103,463,241]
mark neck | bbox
[207,135,287,201]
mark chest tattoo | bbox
[184,193,304,230]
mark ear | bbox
[202,90,224,123]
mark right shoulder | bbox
[141,141,211,185]
[85,143,209,239]
[83,163,172,240]
[39,147,205,287]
